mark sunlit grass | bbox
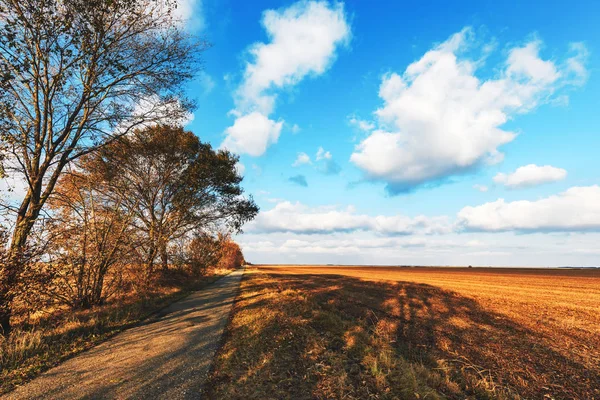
[206,266,600,399]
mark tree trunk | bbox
[0,249,18,335]
[0,292,12,336]
[93,272,105,306]
[160,243,168,271]
[144,243,157,285]
[0,200,40,336]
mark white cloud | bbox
[119,95,194,134]
[235,162,246,176]
[493,164,567,189]
[458,185,600,232]
[0,173,28,206]
[221,112,283,157]
[221,1,350,156]
[314,147,340,174]
[236,1,350,115]
[291,124,301,134]
[292,152,311,167]
[473,184,489,192]
[241,229,600,267]
[565,42,590,84]
[316,146,332,160]
[350,28,588,194]
[170,0,205,31]
[349,116,375,132]
[248,201,451,235]
[506,41,559,83]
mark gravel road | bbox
[3,268,245,400]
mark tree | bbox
[186,233,245,275]
[0,0,206,335]
[44,168,135,309]
[87,125,258,278]
[187,233,223,275]
[216,235,245,270]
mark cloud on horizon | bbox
[493,164,567,189]
[458,185,600,232]
[248,200,452,235]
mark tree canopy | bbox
[0,0,207,335]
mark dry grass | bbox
[207,266,600,399]
[0,268,232,395]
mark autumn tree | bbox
[0,0,206,335]
[44,168,135,309]
[186,233,245,274]
[87,125,258,278]
[216,236,245,270]
[186,233,223,275]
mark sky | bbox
[7,0,599,267]
[171,0,600,267]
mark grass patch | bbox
[0,268,232,394]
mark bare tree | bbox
[0,0,206,335]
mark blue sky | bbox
[176,0,600,266]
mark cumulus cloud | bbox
[314,147,341,174]
[350,28,588,194]
[221,1,350,156]
[473,184,489,192]
[316,146,332,160]
[248,201,451,235]
[288,175,308,187]
[292,152,311,167]
[291,124,302,134]
[506,41,559,83]
[349,115,375,132]
[221,112,283,157]
[493,164,567,189]
[458,185,600,232]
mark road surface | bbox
[3,269,244,400]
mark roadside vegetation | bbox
[0,128,256,389]
[207,266,600,399]
[0,264,231,394]
[0,0,258,392]
[0,123,256,393]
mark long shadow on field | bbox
[207,270,599,400]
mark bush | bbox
[186,233,244,275]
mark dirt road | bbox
[3,269,244,400]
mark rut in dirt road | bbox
[3,269,245,400]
